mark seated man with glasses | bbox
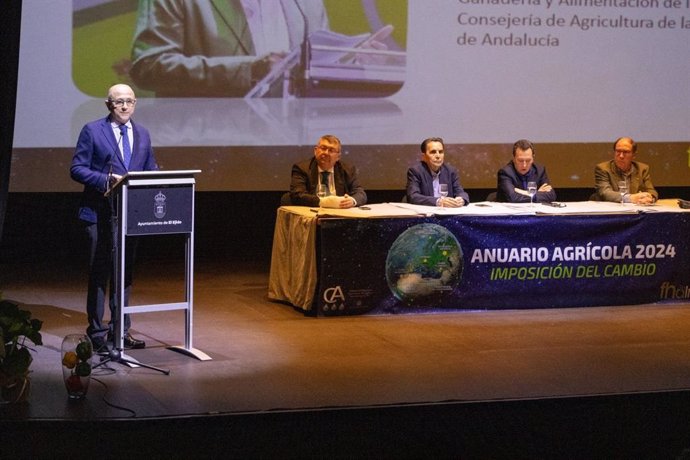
[496,139,556,203]
[288,134,367,208]
[593,137,657,204]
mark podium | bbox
[109,169,210,362]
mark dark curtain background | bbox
[0,1,22,244]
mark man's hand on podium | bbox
[110,173,123,185]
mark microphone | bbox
[104,153,113,194]
[111,126,126,184]
[294,0,310,96]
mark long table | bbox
[268,200,690,316]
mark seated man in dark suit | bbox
[496,139,556,203]
[593,136,657,204]
[406,137,469,207]
[289,134,366,208]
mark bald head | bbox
[107,84,135,100]
[106,84,137,125]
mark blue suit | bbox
[71,116,158,223]
[406,162,470,206]
[70,116,158,344]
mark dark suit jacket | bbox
[130,0,328,96]
[406,162,470,206]
[496,162,556,203]
[70,116,158,223]
[289,158,366,207]
[594,160,658,202]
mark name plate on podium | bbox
[127,185,193,235]
[114,170,200,236]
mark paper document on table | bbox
[535,201,639,215]
[442,202,534,216]
[387,203,438,216]
[637,198,690,213]
[388,202,537,216]
[315,202,424,218]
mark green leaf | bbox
[1,346,32,376]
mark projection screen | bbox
[10,0,690,192]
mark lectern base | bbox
[119,351,141,368]
[168,345,212,361]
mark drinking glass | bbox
[316,184,328,203]
[527,181,537,206]
[618,180,628,201]
[439,184,448,206]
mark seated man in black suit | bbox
[288,134,367,208]
[496,139,556,203]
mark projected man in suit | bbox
[130,0,329,97]
[496,139,556,203]
[70,84,158,352]
[593,137,657,204]
[406,137,470,207]
[289,134,366,208]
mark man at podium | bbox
[70,83,158,353]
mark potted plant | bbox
[0,297,43,403]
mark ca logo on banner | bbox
[323,286,345,304]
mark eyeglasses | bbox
[615,149,633,155]
[316,145,339,154]
[110,98,137,107]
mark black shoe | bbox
[108,332,146,349]
[123,333,146,349]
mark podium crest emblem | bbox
[154,191,167,218]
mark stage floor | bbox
[3,255,690,422]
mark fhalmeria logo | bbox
[659,282,690,300]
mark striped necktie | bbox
[320,171,331,196]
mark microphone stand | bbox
[94,348,170,375]
[294,1,310,97]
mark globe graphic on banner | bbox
[385,223,463,306]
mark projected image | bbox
[11,1,690,192]
[72,0,408,99]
